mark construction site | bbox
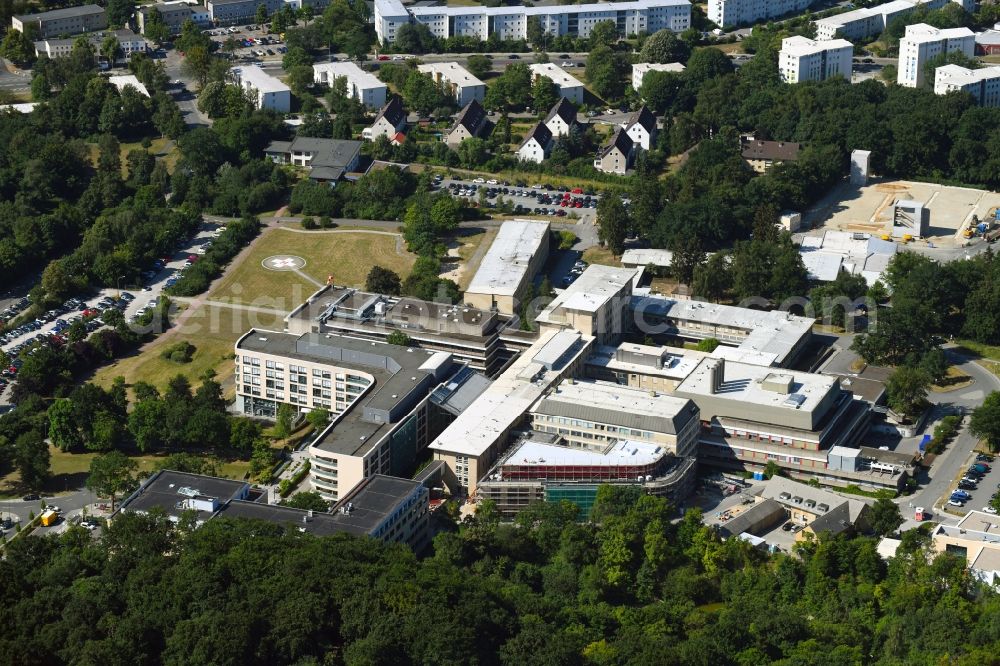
[803,180,1000,247]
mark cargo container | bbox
[40,509,57,527]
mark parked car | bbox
[948,499,965,507]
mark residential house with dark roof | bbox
[593,126,634,175]
[445,99,491,146]
[740,136,801,173]
[517,122,553,164]
[363,95,407,141]
[623,104,657,150]
[264,137,363,184]
[543,97,577,138]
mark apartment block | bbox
[12,5,107,38]
[232,66,291,113]
[779,36,853,84]
[314,62,387,109]
[464,220,550,315]
[709,0,811,29]
[207,0,329,24]
[898,23,974,88]
[374,0,691,44]
[632,62,685,90]
[417,62,485,107]
[934,64,1000,106]
[740,136,801,174]
[529,63,585,105]
[137,2,210,35]
[814,0,953,41]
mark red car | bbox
[378,55,390,61]
[571,187,583,194]
[82,308,98,317]
[187,254,199,262]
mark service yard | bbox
[806,180,1000,246]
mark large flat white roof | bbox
[503,437,665,467]
[676,357,837,414]
[621,248,673,267]
[428,329,592,458]
[529,63,584,90]
[902,23,974,43]
[538,264,637,320]
[633,62,686,75]
[586,343,703,381]
[313,61,384,90]
[466,220,549,297]
[233,66,290,94]
[780,35,852,55]
[406,0,689,18]
[631,295,814,366]
[417,62,484,88]
[937,63,1000,86]
[541,378,693,422]
[799,230,897,284]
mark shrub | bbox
[161,341,196,363]
[558,230,577,250]
[301,217,318,230]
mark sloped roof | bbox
[626,105,656,133]
[373,95,406,128]
[544,97,577,126]
[450,98,488,134]
[741,138,801,162]
[519,122,553,150]
[597,126,634,159]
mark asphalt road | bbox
[821,336,1000,524]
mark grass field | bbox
[86,137,178,175]
[0,445,251,498]
[582,245,618,266]
[209,228,416,307]
[91,302,286,396]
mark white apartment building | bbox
[813,0,959,41]
[529,63,585,104]
[631,62,685,90]
[934,64,1000,106]
[313,62,387,109]
[416,62,485,107]
[709,0,811,29]
[778,36,853,84]
[374,0,691,44]
[898,23,974,88]
[232,66,291,113]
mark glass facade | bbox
[544,485,600,518]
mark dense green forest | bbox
[1,492,997,665]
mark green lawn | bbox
[91,303,285,397]
[86,137,178,175]
[0,445,250,499]
[209,227,416,308]
[582,245,618,267]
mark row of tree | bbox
[0,485,996,664]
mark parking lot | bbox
[206,24,286,63]
[437,176,599,224]
[945,451,999,516]
[0,223,226,402]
